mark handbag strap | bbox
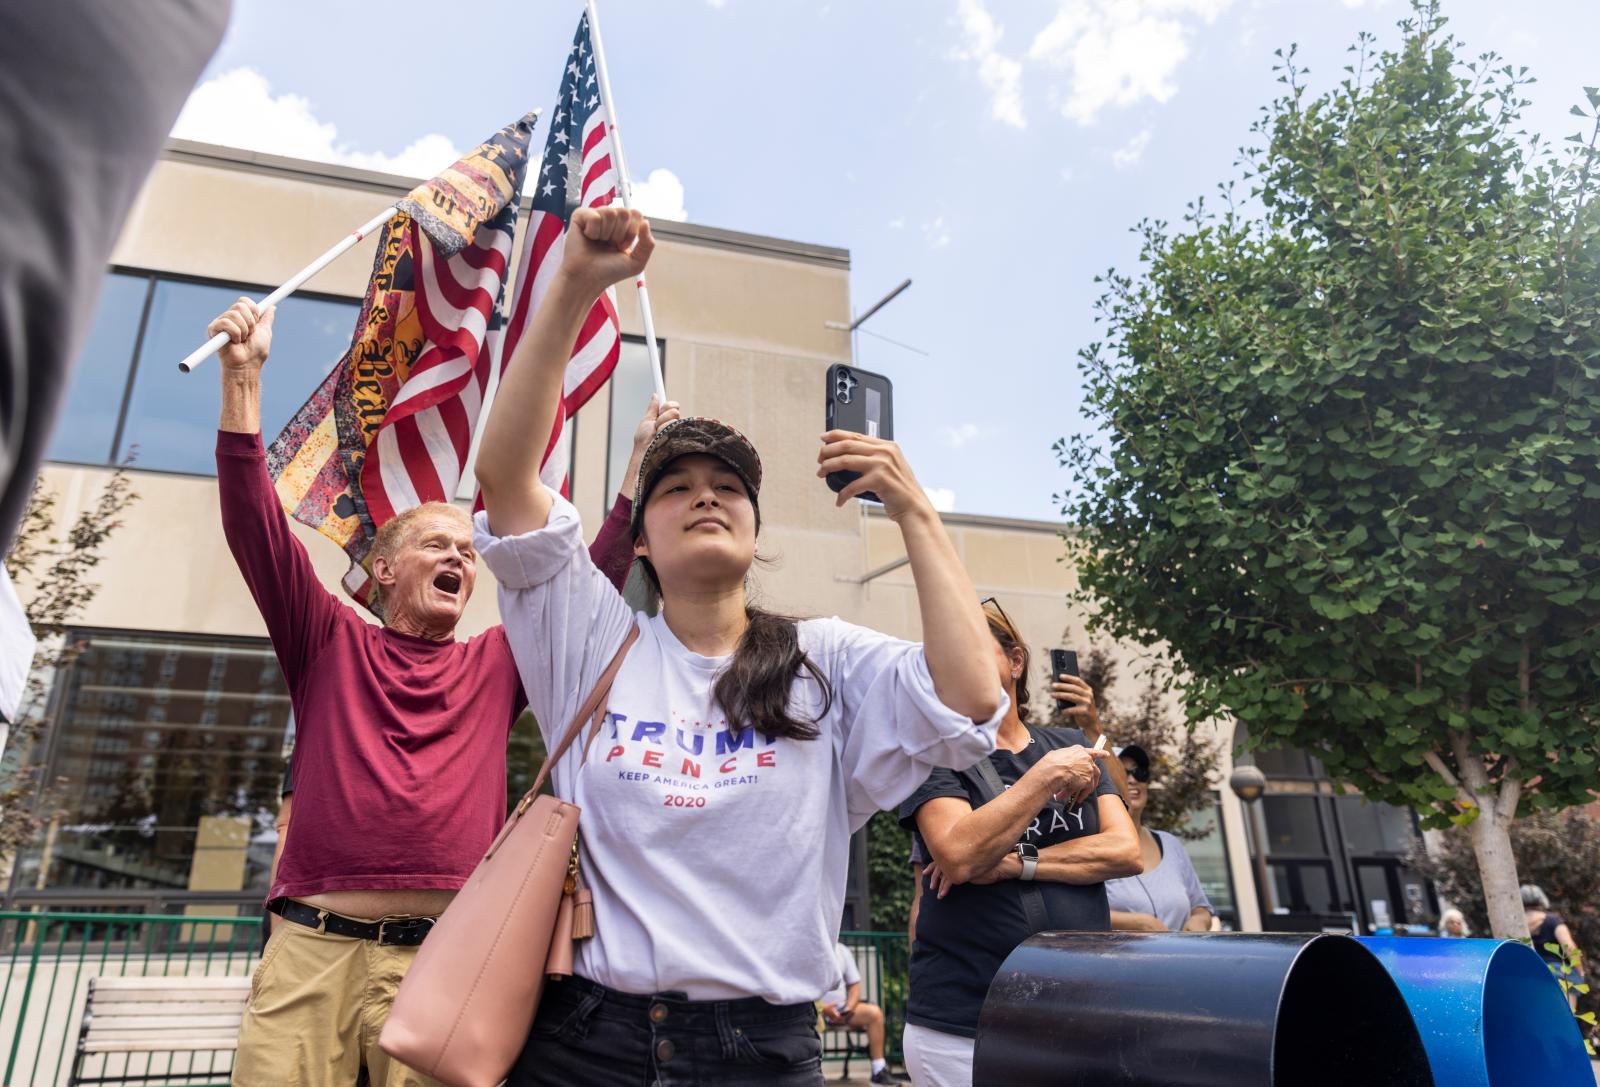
[965,753,1053,936]
[528,622,640,799]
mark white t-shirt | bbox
[476,493,1003,1005]
[821,942,861,1007]
[0,564,36,726]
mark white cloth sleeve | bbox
[474,491,635,793]
[816,617,1003,829]
[1169,834,1213,913]
[839,944,861,988]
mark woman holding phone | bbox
[897,599,1140,1087]
[471,205,1006,1086]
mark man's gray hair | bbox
[1519,883,1551,910]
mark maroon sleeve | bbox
[216,431,344,684]
[587,494,636,592]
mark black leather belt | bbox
[269,898,437,946]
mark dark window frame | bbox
[46,266,362,475]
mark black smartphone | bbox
[825,364,894,504]
[1050,649,1080,709]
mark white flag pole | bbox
[176,203,398,373]
[585,0,667,402]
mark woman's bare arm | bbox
[913,747,1111,883]
[1027,794,1143,883]
[923,793,1142,897]
[476,207,653,536]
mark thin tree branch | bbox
[1423,749,1474,807]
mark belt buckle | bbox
[377,916,435,946]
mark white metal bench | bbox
[69,975,250,1087]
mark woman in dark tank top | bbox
[1522,883,1584,1011]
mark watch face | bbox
[1016,843,1039,860]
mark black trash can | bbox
[974,932,1434,1087]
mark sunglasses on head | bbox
[979,595,1010,624]
[979,595,1019,641]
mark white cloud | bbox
[888,217,906,230]
[942,422,981,448]
[922,215,952,249]
[951,0,1027,128]
[1026,0,1234,125]
[707,0,728,7]
[175,69,692,223]
[630,168,689,222]
[172,68,463,179]
[1111,128,1152,168]
[923,487,957,512]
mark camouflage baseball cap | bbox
[630,417,763,537]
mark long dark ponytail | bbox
[638,559,833,740]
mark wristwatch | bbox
[1014,842,1039,881]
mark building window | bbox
[1267,860,1342,915]
[47,270,360,476]
[11,630,292,902]
[1334,795,1418,856]
[605,339,664,501]
[47,273,149,465]
[1261,795,1329,856]
[1180,798,1237,926]
[1253,745,1318,778]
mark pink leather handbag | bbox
[379,624,639,1087]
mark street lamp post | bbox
[1230,765,1273,929]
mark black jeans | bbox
[508,974,823,1087]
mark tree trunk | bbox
[1467,800,1525,939]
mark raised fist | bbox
[207,298,275,374]
[559,205,655,299]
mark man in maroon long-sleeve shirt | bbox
[208,298,676,1086]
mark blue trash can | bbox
[1358,937,1592,1087]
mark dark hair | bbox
[637,558,833,741]
[983,602,1032,721]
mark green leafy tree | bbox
[1060,3,1600,939]
[1071,647,1222,840]
[866,810,915,934]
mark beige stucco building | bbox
[13,139,1451,938]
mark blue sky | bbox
[177,0,1600,521]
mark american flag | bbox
[266,114,537,608]
[359,209,517,530]
[500,12,623,493]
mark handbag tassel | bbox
[571,889,594,940]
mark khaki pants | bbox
[232,911,443,1087]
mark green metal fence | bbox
[830,930,911,1067]
[0,911,262,1087]
[0,912,908,1084]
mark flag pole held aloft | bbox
[177,107,540,375]
[176,204,397,373]
[260,112,540,609]
[585,0,667,403]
